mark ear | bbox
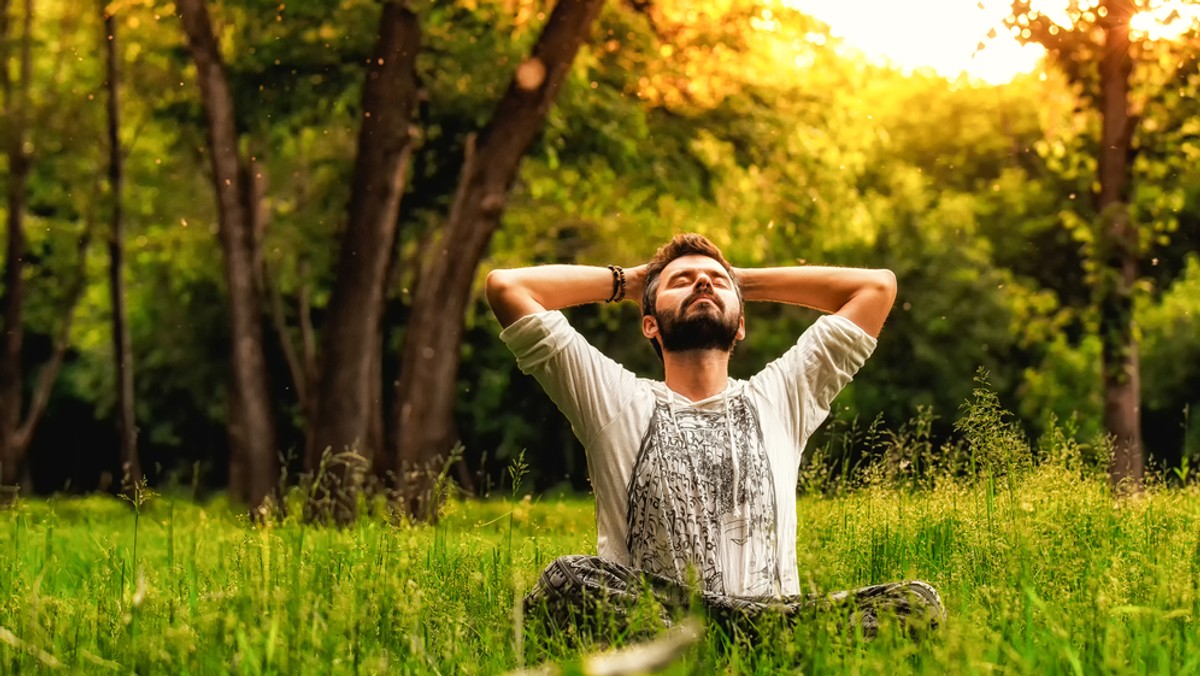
[642,314,659,340]
[735,315,746,342]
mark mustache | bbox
[684,288,724,312]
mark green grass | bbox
[3,453,1200,673]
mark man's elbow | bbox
[486,268,536,329]
[485,269,515,311]
[841,269,898,337]
[876,269,898,302]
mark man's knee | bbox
[886,580,945,635]
[528,555,638,608]
[904,581,945,623]
[844,579,945,637]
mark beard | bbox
[655,291,741,354]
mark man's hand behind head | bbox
[624,264,647,311]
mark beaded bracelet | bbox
[606,265,626,303]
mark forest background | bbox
[1,0,1199,513]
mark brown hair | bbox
[642,233,743,360]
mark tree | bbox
[102,0,141,491]
[303,0,421,523]
[1006,0,1200,491]
[177,0,279,512]
[392,0,607,519]
[0,0,34,502]
[0,0,92,503]
[1093,0,1141,491]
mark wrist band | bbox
[606,265,626,303]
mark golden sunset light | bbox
[1128,1,1200,39]
[784,0,1045,83]
[784,0,1200,84]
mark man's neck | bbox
[662,349,731,402]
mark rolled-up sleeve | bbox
[748,314,877,455]
[500,311,638,447]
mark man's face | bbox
[643,254,745,354]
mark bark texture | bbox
[0,0,31,501]
[305,1,421,523]
[0,0,92,502]
[1097,0,1143,492]
[178,0,279,512]
[393,0,606,519]
[104,3,142,491]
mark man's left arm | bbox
[735,266,897,337]
[742,265,895,449]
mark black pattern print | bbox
[624,395,779,595]
[524,554,947,639]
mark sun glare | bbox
[1129,2,1200,40]
[782,0,1044,84]
[782,0,1199,84]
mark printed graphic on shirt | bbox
[624,395,779,596]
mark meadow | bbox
[3,406,1200,674]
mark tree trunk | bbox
[304,1,420,524]
[0,0,90,502]
[178,0,278,513]
[365,322,386,482]
[104,2,141,492]
[372,222,430,488]
[0,0,31,504]
[393,0,606,520]
[1097,0,1143,493]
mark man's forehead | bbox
[662,255,730,279]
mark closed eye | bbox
[667,269,731,287]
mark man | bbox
[486,233,943,636]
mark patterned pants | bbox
[524,555,945,640]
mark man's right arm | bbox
[486,264,646,328]
[488,264,646,449]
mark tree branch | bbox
[444,133,478,232]
[0,0,11,104]
[298,258,317,389]
[263,256,310,418]
[15,215,96,453]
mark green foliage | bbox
[847,166,1039,426]
[1018,333,1105,444]
[1141,254,1200,462]
[6,0,1200,493]
[955,369,1033,478]
[1141,255,1200,411]
[1037,412,1109,480]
